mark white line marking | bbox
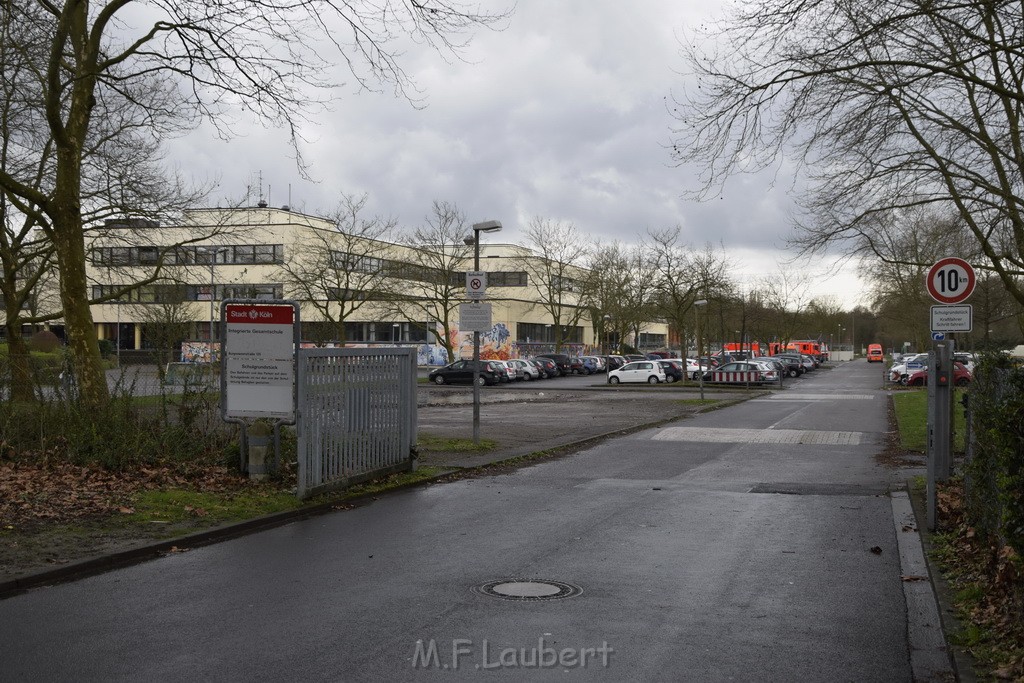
[652,427,862,445]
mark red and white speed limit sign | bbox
[926,257,976,304]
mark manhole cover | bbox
[475,579,582,601]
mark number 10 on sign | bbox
[926,257,976,305]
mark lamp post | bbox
[202,246,229,377]
[695,299,708,400]
[467,220,502,445]
[603,314,611,355]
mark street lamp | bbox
[603,314,611,355]
[695,299,708,401]
[467,220,502,445]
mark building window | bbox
[516,323,583,343]
[638,333,666,348]
[488,271,528,287]
[517,322,553,343]
[91,244,284,267]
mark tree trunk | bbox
[50,201,108,409]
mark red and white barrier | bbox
[711,371,767,384]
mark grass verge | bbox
[890,388,966,452]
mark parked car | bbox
[906,361,972,387]
[428,360,503,386]
[568,356,590,375]
[684,357,717,380]
[765,355,803,378]
[535,353,572,376]
[623,354,647,363]
[531,357,558,379]
[758,357,787,377]
[608,360,666,384]
[605,355,628,371]
[867,344,884,362]
[953,352,977,374]
[777,353,815,372]
[509,358,541,381]
[889,353,929,383]
[498,360,522,381]
[659,359,685,383]
[582,356,606,373]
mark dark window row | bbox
[517,322,583,344]
[468,271,528,287]
[92,244,284,267]
[92,283,283,303]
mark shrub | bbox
[29,330,60,353]
[98,339,115,358]
[965,353,1024,558]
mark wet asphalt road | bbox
[0,363,940,681]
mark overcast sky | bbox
[165,0,866,307]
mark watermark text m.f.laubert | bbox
[412,637,614,670]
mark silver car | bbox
[509,359,541,380]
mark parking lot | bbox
[414,361,838,468]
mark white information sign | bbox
[459,302,493,332]
[466,271,487,300]
[930,304,973,332]
[224,303,296,420]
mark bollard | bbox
[247,421,272,481]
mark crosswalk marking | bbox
[652,427,862,445]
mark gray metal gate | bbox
[296,347,418,499]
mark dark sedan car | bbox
[535,353,572,376]
[428,360,503,386]
[764,355,803,378]
[659,359,685,383]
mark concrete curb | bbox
[905,480,978,682]
[891,490,957,681]
[0,398,745,600]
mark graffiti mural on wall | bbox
[180,340,219,363]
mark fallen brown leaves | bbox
[935,480,1024,679]
[0,460,250,531]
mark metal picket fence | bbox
[295,347,418,499]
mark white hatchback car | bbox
[607,360,666,384]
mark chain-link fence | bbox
[963,354,1024,555]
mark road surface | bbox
[0,362,948,681]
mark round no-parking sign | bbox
[925,257,976,304]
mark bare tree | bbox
[579,241,634,353]
[0,1,508,408]
[754,266,816,345]
[276,194,398,345]
[516,218,590,351]
[129,297,194,372]
[672,0,1024,309]
[648,228,731,354]
[398,201,474,364]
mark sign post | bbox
[221,300,300,476]
[924,258,975,530]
